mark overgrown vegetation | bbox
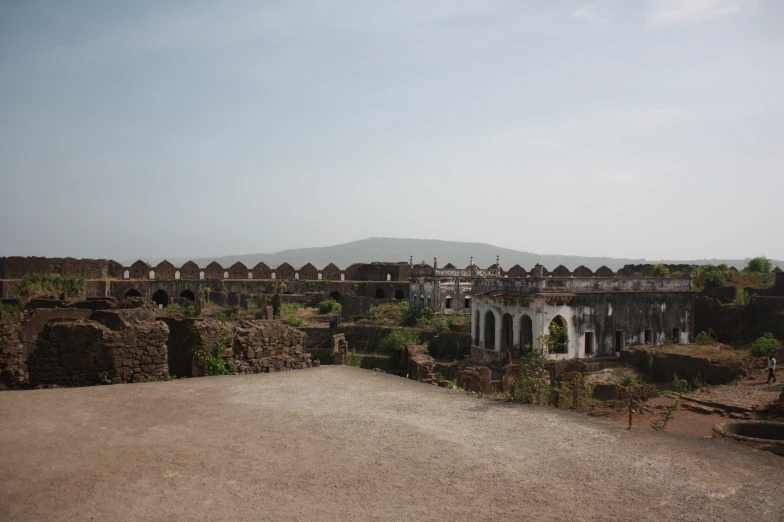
[619,374,639,387]
[369,301,411,326]
[672,374,689,393]
[164,303,200,317]
[695,329,715,345]
[507,350,549,405]
[538,321,568,353]
[650,399,680,432]
[378,329,421,356]
[280,302,304,327]
[318,300,342,314]
[693,256,777,292]
[652,264,669,277]
[750,332,780,357]
[0,303,20,314]
[17,274,86,299]
[346,350,362,368]
[194,335,231,375]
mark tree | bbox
[652,264,669,277]
[747,257,772,274]
[704,271,726,288]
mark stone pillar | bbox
[272,293,283,318]
[512,315,521,353]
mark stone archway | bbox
[152,290,169,308]
[125,288,142,299]
[484,311,495,349]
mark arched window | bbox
[329,291,342,302]
[501,313,513,351]
[318,273,322,280]
[123,270,130,280]
[271,272,276,280]
[223,271,229,279]
[394,289,404,300]
[175,271,181,280]
[180,290,195,301]
[386,273,391,281]
[199,271,205,280]
[340,273,345,281]
[152,290,169,308]
[149,270,155,280]
[520,316,533,354]
[484,311,496,349]
[248,272,253,279]
[550,315,568,354]
[375,288,385,299]
[125,288,142,299]
[295,273,300,280]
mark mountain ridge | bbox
[133,237,778,271]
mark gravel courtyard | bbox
[1,366,783,521]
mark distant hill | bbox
[139,237,778,271]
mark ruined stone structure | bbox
[408,256,499,314]
[471,264,694,360]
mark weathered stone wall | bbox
[0,311,26,387]
[28,318,169,387]
[226,321,311,374]
[403,345,436,383]
[620,345,744,385]
[458,366,492,394]
[695,296,784,343]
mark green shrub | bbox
[619,374,639,387]
[378,329,421,355]
[281,302,303,327]
[652,264,670,277]
[750,332,780,357]
[435,319,448,332]
[672,373,689,393]
[695,329,715,345]
[195,335,231,376]
[18,274,86,299]
[703,271,726,288]
[747,256,772,274]
[507,351,548,404]
[418,307,434,322]
[346,350,362,368]
[318,300,342,314]
[0,303,20,314]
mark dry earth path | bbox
[1,366,783,521]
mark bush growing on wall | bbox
[652,264,670,277]
[318,300,342,314]
[378,329,421,356]
[703,271,726,288]
[18,274,86,299]
[750,332,780,357]
[747,257,772,274]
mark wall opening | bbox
[464,297,471,309]
[223,271,229,279]
[426,295,431,308]
[672,328,680,343]
[484,311,496,349]
[175,271,181,280]
[445,297,452,309]
[501,313,513,352]
[550,315,568,354]
[125,288,142,299]
[295,273,300,280]
[271,272,276,279]
[199,271,205,280]
[180,290,195,301]
[329,291,342,302]
[123,270,130,280]
[520,315,533,354]
[474,310,480,344]
[318,273,322,280]
[375,288,385,299]
[645,329,654,344]
[149,270,155,280]
[152,290,169,308]
[584,332,594,355]
[395,289,404,300]
[615,330,625,353]
[248,272,253,279]
[340,273,345,281]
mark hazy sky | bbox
[1,0,782,261]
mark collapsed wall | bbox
[28,316,170,387]
[0,311,26,388]
[226,321,311,374]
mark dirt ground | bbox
[2,367,784,521]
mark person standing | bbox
[767,354,777,384]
